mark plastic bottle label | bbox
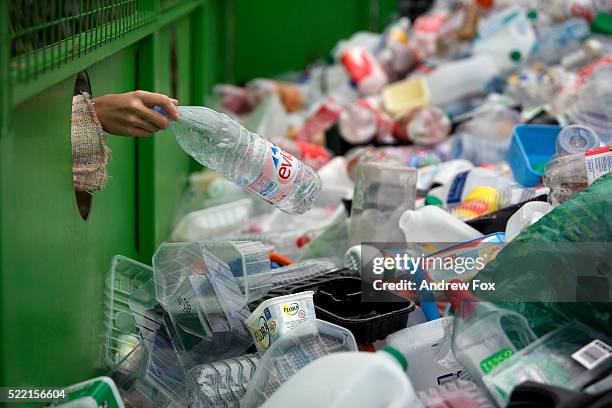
[447,171,469,204]
[245,138,302,204]
[584,146,612,185]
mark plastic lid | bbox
[381,346,408,371]
[509,50,522,62]
[591,12,612,35]
[526,9,538,20]
[425,195,444,206]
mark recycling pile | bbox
[97,1,612,407]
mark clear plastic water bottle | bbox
[188,354,260,408]
[531,18,591,65]
[167,106,322,215]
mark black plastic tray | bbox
[288,276,415,343]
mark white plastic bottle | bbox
[504,201,553,242]
[386,317,464,391]
[261,347,424,408]
[167,106,322,214]
[427,167,516,207]
[399,205,482,243]
[417,159,474,192]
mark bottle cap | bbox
[526,10,538,20]
[425,195,444,206]
[381,346,408,371]
[591,12,612,35]
[509,50,522,63]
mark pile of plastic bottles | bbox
[53,1,612,407]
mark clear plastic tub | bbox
[382,76,430,116]
[152,242,253,363]
[241,319,357,408]
[543,152,588,206]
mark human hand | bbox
[93,90,180,137]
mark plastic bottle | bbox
[504,201,554,242]
[271,138,331,170]
[531,18,591,66]
[166,106,322,215]
[417,159,475,193]
[386,317,464,391]
[472,8,536,71]
[338,97,391,145]
[188,354,260,408]
[392,106,451,146]
[260,347,424,408]
[427,167,516,207]
[561,39,603,70]
[447,287,537,387]
[297,98,343,142]
[340,46,389,95]
[399,205,482,243]
[425,55,499,107]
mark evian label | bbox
[245,138,303,204]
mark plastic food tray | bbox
[290,276,415,343]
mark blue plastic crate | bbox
[508,124,561,187]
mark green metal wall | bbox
[0,0,395,396]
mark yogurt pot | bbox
[246,291,316,353]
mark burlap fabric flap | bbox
[71,92,111,192]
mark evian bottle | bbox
[167,106,322,214]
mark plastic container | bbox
[289,277,415,343]
[416,159,474,193]
[187,354,260,408]
[426,55,499,107]
[505,201,554,242]
[508,125,562,187]
[472,8,536,71]
[340,47,389,95]
[349,162,417,245]
[171,198,254,242]
[241,319,358,408]
[483,321,612,406]
[392,106,451,146]
[50,377,125,408]
[386,317,464,391]
[418,379,496,408]
[543,152,588,206]
[260,347,423,408]
[105,256,153,369]
[556,125,601,157]
[382,76,430,116]
[399,205,482,245]
[570,67,612,145]
[245,291,316,352]
[152,242,253,360]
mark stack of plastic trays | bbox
[128,281,187,406]
[200,241,271,302]
[246,259,338,303]
[241,319,357,408]
[171,198,254,242]
[152,242,253,366]
[188,354,261,407]
[105,256,154,371]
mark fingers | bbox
[130,115,160,133]
[127,127,154,137]
[136,107,170,131]
[135,90,180,121]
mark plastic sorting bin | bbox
[289,277,416,343]
[508,125,561,187]
[241,319,358,408]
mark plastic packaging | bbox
[416,159,474,193]
[426,55,499,107]
[508,125,561,187]
[349,162,417,244]
[260,347,423,408]
[272,138,331,170]
[382,76,430,116]
[570,66,612,145]
[505,201,554,242]
[152,242,253,362]
[338,96,391,145]
[392,106,451,146]
[556,125,601,157]
[289,276,415,343]
[418,379,496,408]
[187,354,260,408]
[531,18,591,65]
[340,46,389,95]
[245,291,316,352]
[483,321,612,406]
[49,377,125,408]
[241,319,358,408]
[472,8,536,70]
[448,290,537,387]
[544,152,588,206]
[167,106,322,214]
[399,205,482,244]
[386,317,464,391]
[297,97,343,142]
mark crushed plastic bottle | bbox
[166,106,322,214]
